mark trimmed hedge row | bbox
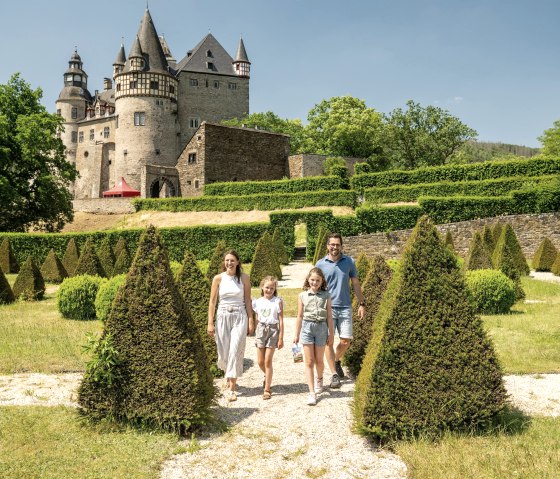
[133,189,357,212]
[363,175,557,204]
[351,156,560,190]
[0,223,270,266]
[203,175,346,196]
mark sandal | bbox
[262,390,271,400]
[227,391,237,402]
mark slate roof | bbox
[57,86,92,102]
[113,44,126,65]
[235,38,250,63]
[176,33,236,76]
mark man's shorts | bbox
[255,322,280,348]
[332,307,353,339]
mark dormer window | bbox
[206,50,213,58]
[207,62,214,70]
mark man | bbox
[315,232,365,389]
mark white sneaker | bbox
[307,393,317,406]
[315,377,323,394]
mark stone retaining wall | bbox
[72,198,135,214]
[343,213,560,260]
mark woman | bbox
[207,249,253,401]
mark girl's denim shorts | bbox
[300,320,328,346]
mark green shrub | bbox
[176,249,220,377]
[113,237,127,260]
[272,228,289,265]
[203,175,345,196]
[250,232,282,287]
[551,253,560,276]
[355,205,423,232]
[0,238,19,274]
[12,257,45,301]
[492,222,504,247]
[354,162,371,175]
[112,245,132,276]
[97,237,116,278]
[57,275,106,320]
[169,261,182,278]
[532,237,558,272]
[95,275,126,322]
[481,224,496,257]
[312,227,329,265]
[465,269,516,314]
[74,238,105,277]
[444,230,455,252]
[354,216,506,442]
[78,226,215,433]
[40,248,68,284]
[0,269,15,304]
[62,238,80,277]
[344,255,391,377]
[419,196,515,224]
[493,224,529,276]
[355,252,371,283]
[492,238,525,301]
[205,240,227,283]
[463,231,493,271]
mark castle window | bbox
[71,107,78,119]
[206,50,213,58]
[56,109,61,116]
[189,118,199,128]
[89,129,94,140]
[100,106,106,116]
[130,80,138,89]
[207,62,215,70]
[169,85,175,94]
[66,74,73,83]
[84,151,89,158]
[228,82,237,90]
[78,131,84,143]
[188,153,196,164]
[116,83,121,91]
[71,131,77,143]
[213,80,220,89]
[189,78,198,86]
[194,180,200,189]
[134,111,145,126]
[103,127,110,138]
[150,80,159,90]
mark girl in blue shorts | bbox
[293,267,334,406]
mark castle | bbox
[56,8,253,199]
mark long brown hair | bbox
[303,267,327,291]
[222,249,242,282]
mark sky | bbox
[1,0,559,148]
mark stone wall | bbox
[287,154,365,178]
[343,213,560,261]
[73,198,135,214]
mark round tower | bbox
[55,49,92,168]
[233,37,251,78]
[113,10,179,197]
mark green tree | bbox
[532,237,558,272]
[538,119,560,156]
[205,240,227,283]
[13,256,45,301]
[0,238,19,273]
[222,111,310,154]
[306,96,384,159]
[0,73,77,232]
[40,248,68,284]
[463,231,493,271]
[62,238,80,277]
[383,100,477,169]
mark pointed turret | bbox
[113,44,126,78]
[127,36,144,71]
[233,37,250,78]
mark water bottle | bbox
[292,343,303,363]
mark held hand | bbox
[326,333,334,347]
[207,326,215,337]
[278,338,284,350]
[293,336,299,345]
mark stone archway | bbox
[149,176,177,198]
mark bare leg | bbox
[314,345,326,382]
[256,347,266,374]
[264,348,275,391]
[335,338,351,362]
[303,344,317,394]
[325,342,337,375]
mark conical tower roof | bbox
[135,9,170,73]
[113,44,126,65]
[234,37,250,63]
[128,35,143,59]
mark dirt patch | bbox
[62,206,355,233]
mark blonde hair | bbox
[260,276,278,296]
[303,267,327,291]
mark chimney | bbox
[103,78,112,90]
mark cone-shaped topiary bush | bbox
[58,275,106,320]
[465,269,516,314]
[493,239,525,301]
[78,226,215,433]
[354,216,506,442]
[345,255,392,377]
[532,237,558,272]
[491,222,504,247]
[463,231,493,271]
[551,252,560,276]
[113,237,127,260]
[205,240,227,283]
[312,227,329,265]
[492,224,530,277]
[272,228,289,265]
[97,237,116,278]
[12,257,45,301]
[74,238,105,277]
[355,252,372,284]
[444,230,455,252]
[482,224,496,258]
[0,238,19,274]
[95,274,126,322]
[250,232,282,287]
[40,249,68,284]
[0,268,15,304]
[112,244,132,276]
[62,238,80,276]
[176,248,221,377]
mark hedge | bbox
[355,205,423,232]
[203,175,346,196]
[363,175,558,204]
[132,189,357,212]
[351,156,560,190]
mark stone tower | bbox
[113,9,179,197]
[55,49,92,168]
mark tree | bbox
[538,119,560,157]
[532,237,558,272]
[40,248,68,283]
[0,74,77,232]
[382,100,477,169]
[463,231,493,271]
[306,96,384,159]
[12,256,45,301]
[74,238,105,277]
[222,111,310,154]
[62,238,80,276]
[250,232,282,287]
[0,238,19,273]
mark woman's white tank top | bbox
[218,272,245,306]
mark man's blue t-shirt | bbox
[315,254,357,308]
